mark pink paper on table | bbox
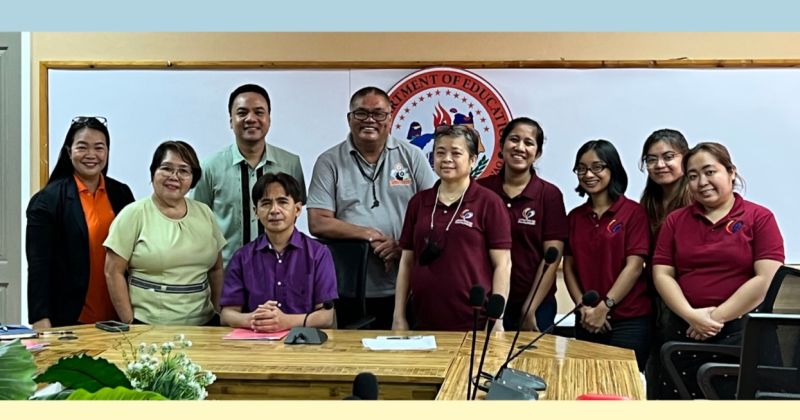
[223,328,289,340]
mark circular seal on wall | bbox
[387,67,513,178]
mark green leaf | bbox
[67,386,166,400]
[0,339,37,400]
[35,354,130,392]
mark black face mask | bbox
[419,236,444,266]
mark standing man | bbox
[307,86,436,329]
[194,84,305,266]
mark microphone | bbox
[352,372,379,400]
[492,290,600,391]
[505,247,559,365]
[466,285,486,400]
[285,300,335,345]
[470,293,505,400]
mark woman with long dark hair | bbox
[26,116,134,328]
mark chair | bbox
[659,265,800,399]
[317,239,375,330]
[698,313,800,399]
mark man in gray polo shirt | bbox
[307,86,436,329]
[193,83,305,266]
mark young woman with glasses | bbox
[477,117,568,333]
[26,116,135,328]
[563,139,652,371]
[392,125,511,332]
[638,129,693,397]
[104,141,225,326]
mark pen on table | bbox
[386,335,423,340]
[38,330,75,336]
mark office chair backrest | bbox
[759,265,800,314]
[737,313,800,400]
[317,239,373,329]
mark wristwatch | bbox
[603,297,616,310]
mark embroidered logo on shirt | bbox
[389,162,413,186]
[454,209,474,228]
[725,219,744,234]
[517,207,537,226]
[606,219,623,234]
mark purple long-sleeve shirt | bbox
[221,229,338,314]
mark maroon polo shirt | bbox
[566,195,652,320]
[478,171,568,310]
[399,180,512,331]
[653,193,784,309]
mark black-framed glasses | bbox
[349,110,391,122]
[71,116,108,126]
[573,163,608,176]
[643,152,680,168]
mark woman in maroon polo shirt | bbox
[478,117,568,332]
[652,142,784,398]
[564,139,652,371]
[392,125,512,332]
[638,128,692,397]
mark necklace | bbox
[430,184,468,231]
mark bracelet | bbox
[303,312,310,327]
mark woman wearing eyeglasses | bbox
[638,129,692,396]
[392,125,511,332]
[477,117,568,333]
[26,117,135,329]
[104,141,225,326]
[652,142,783,398]
[640,129,692,237]
[563,140,652,370]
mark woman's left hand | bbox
[581,305,610,334]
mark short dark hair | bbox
[228,84,271,115]
[349,86,392,111]
[149,140,203,189]
[433,125,480,158]
[251,172,304,206]
[573,139,628,201]
[499,117,545,159]
[48,117,111,184]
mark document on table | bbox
[362,335,437,350]
[222,328,289,340]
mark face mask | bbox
[419,236,444,266]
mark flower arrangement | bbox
[119,334,216,400]
[0,332,216,400]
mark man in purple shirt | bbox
[220,172,338,332]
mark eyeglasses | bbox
[349,110,391,122]
[157,165,193,180]
[644,152,680,168]
[71,116,108,126]
[573,163,608,176]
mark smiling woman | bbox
[103,140,226,326]
[25,116,135,329]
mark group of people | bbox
[26,83,785,399]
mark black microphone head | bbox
[486,294,506,319]
[352,372,379,400]
[543,247,559,264]
[342,395,361,400]
[469,285,486,308]
[322,300,335,310]
[582,290,600,306]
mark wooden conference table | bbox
[32,325,644,400]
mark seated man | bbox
[220,172,338,331]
